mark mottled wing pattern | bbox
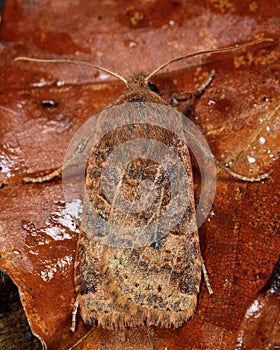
[74,103,201,329]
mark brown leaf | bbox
[235,257,280,349]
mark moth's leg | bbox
[201,256,214,295]
[70,299,79,332]
[214,159,270,182]
[170,70,216,107]
[191,69,216,99]
[23,166,63,183]
[68,328,94,350]
[197,142,269,182]
[70,229,86,333]
[23,127,96,183]
[183,124,270,182]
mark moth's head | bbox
[115,72,163,104]
[125,73,160,94]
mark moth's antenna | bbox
[14,57,128,86]
[145,38,273,82]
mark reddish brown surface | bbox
[235,257,280,349]
[0,0,279,349]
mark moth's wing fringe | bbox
[76,290,197,330]
[74,263,197,330]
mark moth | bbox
[15,37,272,331]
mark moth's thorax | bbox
[116,73,168,105]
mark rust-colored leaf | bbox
[235,257,280,349]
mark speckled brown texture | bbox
[75,93,200,329]
[0,0,279,349]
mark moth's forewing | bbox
[74,102,201,329]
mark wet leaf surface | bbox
[235,257,280,349]
[0,0,279,349]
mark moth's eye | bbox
[148,82,160,94]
